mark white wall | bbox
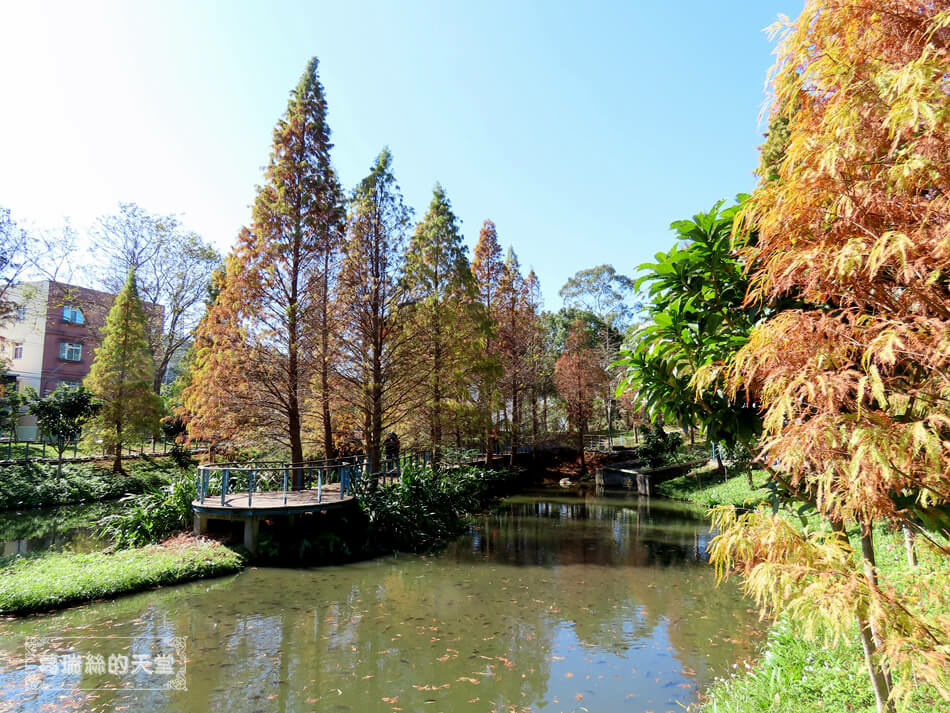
[0,281,49,439]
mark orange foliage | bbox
[713,3,950,708]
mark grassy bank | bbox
[655,467,768,507]
[660,470,946,713]
[697,529,946,713]
[0,536,245,615]
[0,457,183,511]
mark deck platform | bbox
[192,486,356,552]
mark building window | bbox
[13,343,23,360]
[63,305,85,324]
[59,342,82,361]
[15,305,26,321]
[60,380,81,390]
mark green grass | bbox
[699,618,878,713]
[655,468,768,507]
[0,457,186,511]
[697,534,947,713]
[0,538,245,615]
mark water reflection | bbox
[0,491,763,713]
[0,501,119,556]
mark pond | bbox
[0,489,763,713]
[0,501,122,557]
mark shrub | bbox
[96,471,196,547]
[168,442,195,468]
[637,423,683,468]
[355,464,509,554]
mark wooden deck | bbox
[192,485,352,514]
[192,486,356,552]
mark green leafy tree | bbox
[84,270,162,473]
[616,198,763,471]
[27,385,99,476]
[93,202,221,392]
[0,379,25,442]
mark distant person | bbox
[384,432,400,462]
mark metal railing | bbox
[0,436,209,463]
[195,450,434,507]
[583,433,634,452]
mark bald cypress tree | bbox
[184,57,345,471]
[403,185,481,460]
[336,149,413,475]
[472,220,505,461]
[84,270,162,473]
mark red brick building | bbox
[0,280,162,439]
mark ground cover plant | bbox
[655,470,767,509]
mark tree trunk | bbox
[578,419,586,474]
[902,523,917,568]
[531,386,538,457]
[289,406,304,485]
[858,606,895,713]
[369,363,383,476]
[113,417,124,473]
[859,524,895,712]
[431,340,442,464]
[509,386,519,468]
[321,250,336,460]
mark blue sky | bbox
[0,1,800,308]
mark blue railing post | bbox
[283,467,288,505]
[221,468,230,506]
[317,469,323,503]
[248,469,255,507]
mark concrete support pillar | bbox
[244,516,259,553]
[193,512,208,536]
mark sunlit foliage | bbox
[711,3,950,709]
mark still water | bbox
[0,491,763,713]
[0,501,120,557]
